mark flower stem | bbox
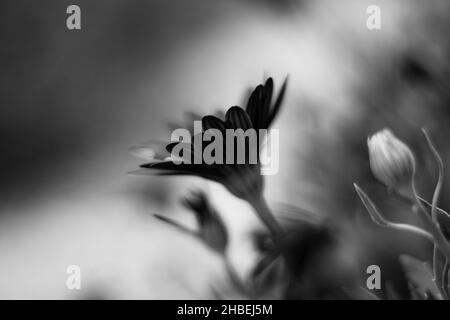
[247,194,304,284]
[422,128,445,281]
[248,195,285,244]
[355,184,433,242]
[412,181,450,260]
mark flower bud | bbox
[182,191,228,255]
[367,129,415,189]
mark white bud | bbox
[368,129,415,189]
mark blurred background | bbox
[0,0,450,299]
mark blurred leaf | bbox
[399,255,442,300]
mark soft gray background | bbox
[0,0,448,298]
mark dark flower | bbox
[136,77,287,201]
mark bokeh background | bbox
[0,0,449,299]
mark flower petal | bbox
[225,106,253,130]
[202,115,227,132]
[130,141,170,161]
[246,84,264,129]
[265,77,287,128]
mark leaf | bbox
[399,254,442,300]
[354,183,389,226]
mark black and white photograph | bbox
[1,0,450,306]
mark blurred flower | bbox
[367,128,415,189]
[182,191,228,254]
[140,106,263,200]
[153,191,228,255]
[136,78,287,201]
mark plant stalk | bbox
[248,194,285,244]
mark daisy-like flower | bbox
[136,78,287,202]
